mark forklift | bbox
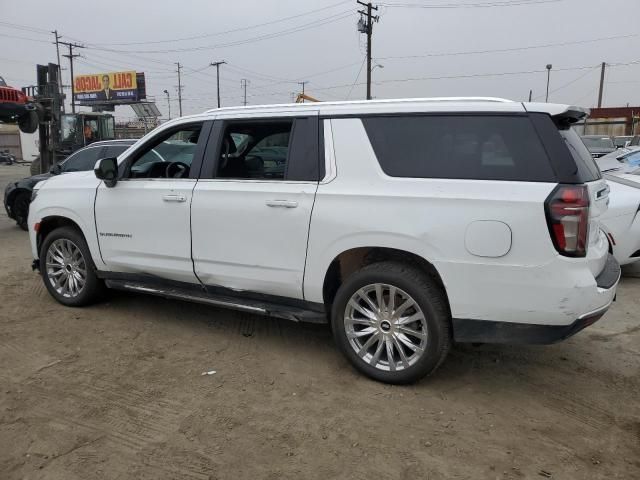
[20,63,115,175]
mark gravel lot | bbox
[0,164,639,479]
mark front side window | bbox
[217,121,292,180]
[62,147,103,172]
[363,115,556,182]
[126,124,202,179]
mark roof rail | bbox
[203,96,514,113]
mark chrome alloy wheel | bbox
[344,283,428,372]
[45,239,87,298]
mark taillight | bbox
[545,184,590,257]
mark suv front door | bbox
[94,121,210,283]
[191,114,321,299]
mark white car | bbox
[596,148,640,265]
[28,97,620,384]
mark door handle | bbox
[162,194,186,202]
[265,200,298,208]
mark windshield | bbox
[582,136,615,149]
[61,115,81,144]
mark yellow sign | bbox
[74,71,138,103]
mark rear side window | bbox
[362,115,556,182]
[559,129,601,181]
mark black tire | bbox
[40,226,105,307]
[18,110,39,134]
[331,261,451,384]
[12,191,30,231]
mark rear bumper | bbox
[453,254,621,345]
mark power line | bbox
[379,0,564,9]
[86,10,355,54]
[346,57,367,99]
[377,32,639,61]
[90,0,352,46]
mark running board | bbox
[104,279,327,324]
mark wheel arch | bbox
[36,215,87,258]
[320,246,449,313]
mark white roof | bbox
[168,97,587,125]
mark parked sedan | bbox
[596,147,640,265]
[582,135,617,158]
[4,139,136,230]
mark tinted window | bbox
[104,145,131,157]
[217,121,292,180]
[62,147,103,172]
[363,115,555,182]
[559,129,601,181]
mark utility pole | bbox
[528,89,532,102]
[298,81,308,102]
[240,79,249,106]
[545,64,552,103]
[597,62,606,108]
[60,41,84,113]
[210,61,226,108]
[163,89,171,119]
[175,62,183,117]
[357,1,379,100]
[52,30,65,113]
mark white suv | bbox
[28,97,620,384]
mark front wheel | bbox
[331,262,451,384]
[40,226,105,307]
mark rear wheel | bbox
[40,226,104,307]
[331,261,451,384]
[12,191,30,231]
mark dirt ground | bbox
[0,163,638,480]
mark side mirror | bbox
[49,163,62,175]
[94,157,118,188]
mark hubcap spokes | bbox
[45,239,87,298]
[344,284,428,372]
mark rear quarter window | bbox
[362,115,556,182]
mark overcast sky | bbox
[2,0,640,120]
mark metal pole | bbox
[597,62,606,108]
[241,79,248,106]
[61,42,84,114]
[175,62,182,117]
[210,61,226,108]
[164,89,171,119]
[545,64,552,103]
[528,89,532,102]
[52,30,65,113]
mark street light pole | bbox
[163,89,171,119]
[210,61,226,108]
[545,64,552,103]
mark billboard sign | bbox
[74,71,138,104]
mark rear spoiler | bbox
[523,103,589,128]
[553,106,590,126]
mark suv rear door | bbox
[191,113,321,299]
